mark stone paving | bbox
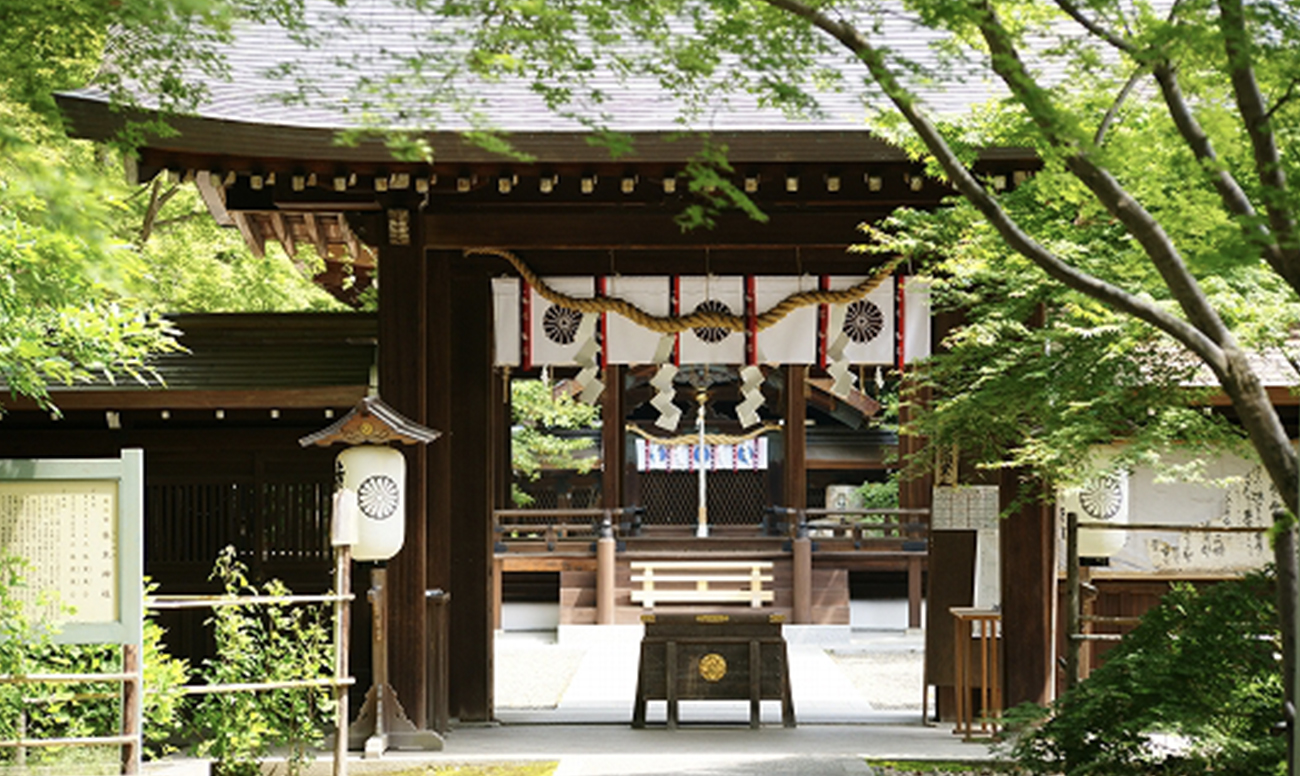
[145,612,1000,774]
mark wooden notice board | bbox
[0,449,144,646]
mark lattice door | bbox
[639,470,768,526]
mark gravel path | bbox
[496,637,587,708]
[496,628,927,713]
[827,652,925,711]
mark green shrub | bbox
[190,547,334,776]
[0,555,188,767]
[1007,569,1284,775]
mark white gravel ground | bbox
[496,635,587,708]
[496,626,927,712]
[827,651,926,710]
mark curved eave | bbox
[55,93,1039,166]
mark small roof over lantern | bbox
[299,395,441,447]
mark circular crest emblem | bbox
[842,299,885,344]
[698,653,727,683]
[691,299,732,344]
[542,305,583,345]
[1079,473,1124,521]
[357,474,400,520]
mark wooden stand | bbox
[632,613,794,729]
[348,565,442,756]
[950,607,1001,740]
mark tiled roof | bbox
[70,0,1022,136]
[37,313,376,393]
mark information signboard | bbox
[0,449,143,646]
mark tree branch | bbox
[1218,0,1300,274]
[1152,62,1299,280]
[151,212,207,230]
[762,0,1297,515]
[1093,66,1142,147]
[138,178,181,245]
[1264,76,1300,122]
[971,1,1235,351]
[972,3,1294,512]
[1053,0,1134,53]
[761,0,1224,373]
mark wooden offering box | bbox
[632,612,795,729]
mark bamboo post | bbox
[366,564,388,759]
[333,546,351,776]
[1065,512,1081,691]
[120,643,142,775]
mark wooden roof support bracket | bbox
[230,211,265,259]
[302,212,331,259]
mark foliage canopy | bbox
[0,0,348,412]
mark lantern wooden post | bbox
[300,397,442,757]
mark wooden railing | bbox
[799,507,929,551]
[630,560,776,608]
[765,507,929,546]
[493,506,929,554]
[493,507,641,553]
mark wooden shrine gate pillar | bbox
[897,384,932,630]
[376,204,431,726]
[441,252,497,721]
[379,235,499,725]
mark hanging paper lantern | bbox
[1059,468,1130,558]
[337,445,406,561]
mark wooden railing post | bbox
[793,512,812,624]
[596,512,617,624]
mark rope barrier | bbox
[466,247,903,333]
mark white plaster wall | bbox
[1059,451,1277,575]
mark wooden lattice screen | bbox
[145,451,335,586]
[639,470,769,527]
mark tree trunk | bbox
[1274,518,1299,776]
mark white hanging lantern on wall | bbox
[1059,468,1130,558]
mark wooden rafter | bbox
[269,211,297,259]
[338,215,363,264]
[194,169,234,226]
[230,211,265,258]
[302,212,330,259]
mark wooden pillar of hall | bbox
[784,365,812,624]
[597,364,625,624]
[999,473,1056,708]
[998,303,1056,709]
[375,203,430,725]
[897,383,933,629]
[439,254,497,721]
